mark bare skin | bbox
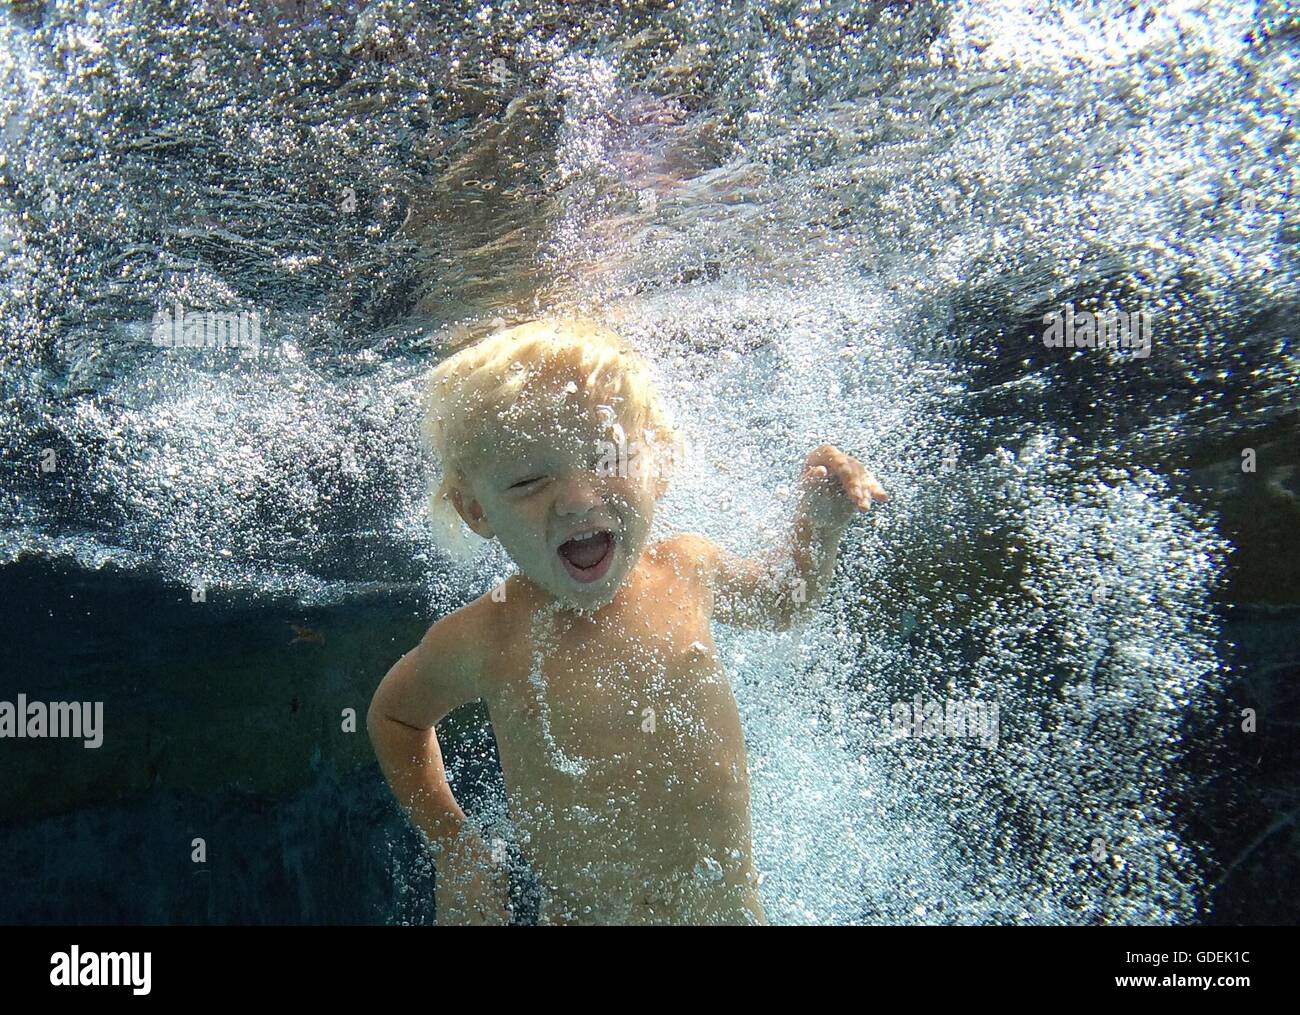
[367,383,888,925]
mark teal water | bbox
[1,0,1297,924]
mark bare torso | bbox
[472,539,766,925]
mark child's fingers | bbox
[845,472,887,510]
[804,452,888,512]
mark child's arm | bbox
[366,605,509,924]
[683,444,888,631]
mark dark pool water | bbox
[1,0,1297,924]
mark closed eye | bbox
[509,476,545,490]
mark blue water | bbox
[1,0,1297,924]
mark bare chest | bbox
[475,564,757,901]
[487,596,741,782]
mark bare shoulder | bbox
[657,531,721,564]
[649,532,723,589]
[369,596,491,729]
[447,585,520,687]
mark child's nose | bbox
[554,473,606,515]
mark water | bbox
[1,0,1296,924]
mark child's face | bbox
[450,385,660,611]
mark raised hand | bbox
[798,444,889,528]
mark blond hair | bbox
[421,317,680,559]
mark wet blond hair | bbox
[421,317,680,559]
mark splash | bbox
[2,0,1292,922]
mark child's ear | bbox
[449,486,495,538]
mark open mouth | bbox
[557,529,615,584]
